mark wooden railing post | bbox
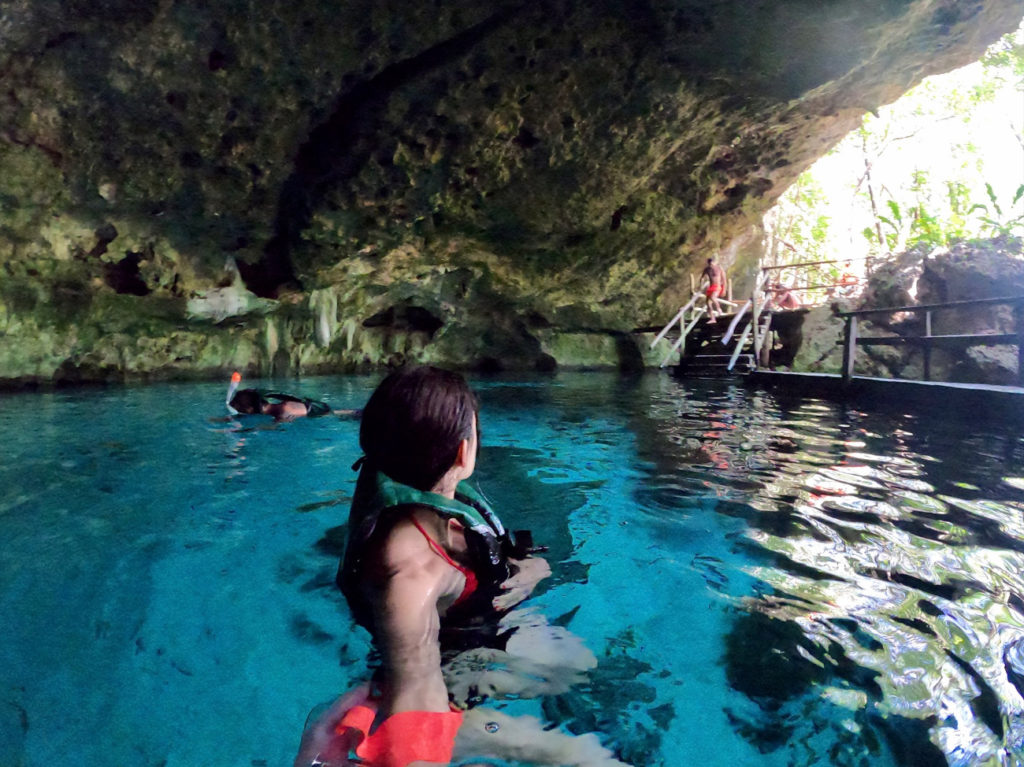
[923,310,932,382]
[750,283,760,369]
[678,310,685,364]
[842,316,857,386]
[1017,301,1024,387]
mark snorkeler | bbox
[294,366,628,767]
[225,372,358,421]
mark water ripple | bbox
[642,381,1024,765]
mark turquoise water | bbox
[3,373,1024,766]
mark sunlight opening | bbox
[760,20,1024,307]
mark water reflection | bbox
[3,375,1022,766]
[639,381,1024,766]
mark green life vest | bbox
[339,468,514,628]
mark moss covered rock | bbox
[0,0,1020,383]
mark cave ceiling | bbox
[0,0,1021,379]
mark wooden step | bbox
[677,353,755,376]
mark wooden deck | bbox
[747,370,1024,422]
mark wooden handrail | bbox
[660,308,706,368]
[771,282,860,292]
[760,255,875,272]
[650,292,701,348]
[857,333,1020,346]
[836,295,1024,317]
[838,295,1024,387]
[721,300,751,345]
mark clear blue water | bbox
[3,373,1024,766]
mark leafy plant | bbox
[769,23,1023,279]
[970,182,1024,236]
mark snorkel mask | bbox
[226,371,242,415]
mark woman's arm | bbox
[371,519,463,716]
[375,568,449,714]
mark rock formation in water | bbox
[1,0,1021,384]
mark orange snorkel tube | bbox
[226,371,242,415]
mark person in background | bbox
[700,257,726,323]
[768,283,801,310]
[294,365,627,767]
[838,267,859,296]
[225,371,358,420]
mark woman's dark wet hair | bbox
[229,388,265,415]
[360,366,478,491]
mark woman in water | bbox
[295,366,627,767]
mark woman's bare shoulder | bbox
[375,508,444,574]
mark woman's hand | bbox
[493,556,551,610]
[292,685,370,767]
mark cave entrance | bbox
[758,21,1023,309]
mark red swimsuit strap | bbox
[409,517,477,606]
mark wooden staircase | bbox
[678,351,756,376]
[674,313,768,377]
[649,287,776,376]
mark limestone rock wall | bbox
[787,236,1024,384]
[1,0,1021,384]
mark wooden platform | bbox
[747,370,1024,422]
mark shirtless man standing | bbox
[700,257,726,324]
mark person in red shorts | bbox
[700,256,726,323]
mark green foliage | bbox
[778,23,1024,266]
[981,28,1024,89]
[763,171,833,268]
[970,182,1024,237]
[885,199,902,226]
[908,205,944,249]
